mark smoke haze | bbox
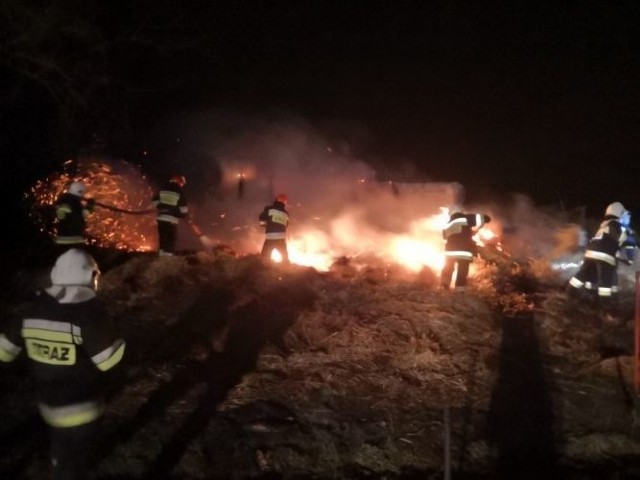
[31,111,587,278]
[168,113,580,273]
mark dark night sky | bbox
[128,2,640,208]
[2,1,640,247]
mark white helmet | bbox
[68,181,86,198]
[50,248,100,289]
[605,201,627,219]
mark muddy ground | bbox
[1,249,640,479]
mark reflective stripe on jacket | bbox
[259,201,289,238]
[153,183,188,223]
[584,216,628,265]
[54,193,89,243]
[0,291,125,426]
[442,212,487,256]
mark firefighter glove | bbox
[85,198,96,212]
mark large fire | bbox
[270,207,500,274]
[28,159,501,275]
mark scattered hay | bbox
[4,248,639,478]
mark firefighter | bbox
[238,173,245,199]
[53,181,95,248]
[152,174,189,256]
[0,248,126,479]
[440,207,491,292]
[259,193,290,263]
[567,201,631,305]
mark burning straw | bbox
[27,157,157,251]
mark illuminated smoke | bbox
[179,118,504,273]
[28,118,572,279]
[27,157,157,251]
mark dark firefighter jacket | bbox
[259,200,289,239]
[442,212,490,260]
[0,289,125,428]
[152,182,188,224]
[584,215,628,265]
[54,193,91,245]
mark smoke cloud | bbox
[168,113,462,265]
[32,110,589,279]
[163,114,580,271]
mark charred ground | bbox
[1,249,640,479]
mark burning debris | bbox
[27,158,157,251]
[24,143,588,294]
[25,155,518,285]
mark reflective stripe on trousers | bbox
[39,401,104,428]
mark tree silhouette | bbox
[0,1,108,139]
[0,0,205,152]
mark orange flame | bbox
[27,158,157,251]
[260,206,501,275]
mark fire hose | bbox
[188,220,216,248]
[92,200,156,215]
[91,200,215,248]
[187,220,203,237]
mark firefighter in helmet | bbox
[568,201,631,305]
[259,193,290,263]
[152,174,189,256]
[0,248,126,479]
[440,206,491,291]
[53,181,95,248]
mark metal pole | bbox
[444,407,451,480]
[634,248,640,394]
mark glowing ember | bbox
[27,157,157,251]
[29,156,501,276]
